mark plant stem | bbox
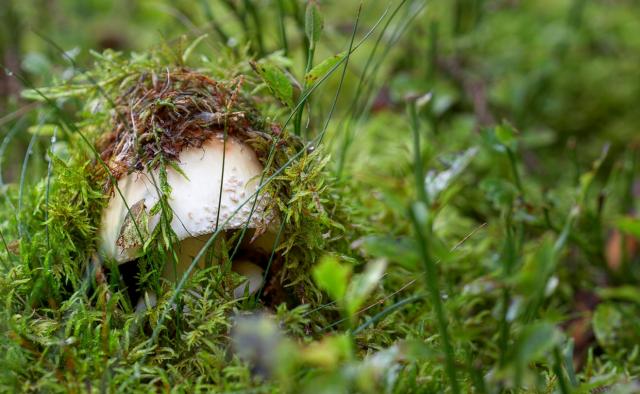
[410,205,460,394]
[276,0,289,57]
[199,0,230,44]
[506,147,524,195]
[353,294,424,334]
[498,211,516,366]
[243,0,265,56]
[553,347,571,394]
[427,20,439,134]
[409,100,428,205]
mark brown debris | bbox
[437,56,495,129]
[605,228,638,272]
[96,69,277,192]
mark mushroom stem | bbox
[231,259,265,299]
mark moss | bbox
[95,69,286,190]
[1,45,361,391]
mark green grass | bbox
[2,0,640,392]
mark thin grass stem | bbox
[410,205,460,393]
[353,294,424,334]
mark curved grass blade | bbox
[353,294,424,335]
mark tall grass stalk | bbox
[410,101,428,205]
[335,0,409,176]
[228,2,392,263]
[336,0,425,179]
[353,294,424,334]
[17,121,40,240]
[408,100,459,393]
[199,0,230,44]
[409,207,459,393]
[257,3,363,301]
[498,212,517,367]
[276,0,289,57]
[553,347,571,394]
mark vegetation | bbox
[1,0,640,392]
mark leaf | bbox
[520,128,556,148]
[358,236,419,270]
[592,303,623,348]
[345,259,387,317]
[593,302,640,354]
[250,61,294,108]
[495,123,517,148]
[614,216,640,238]
[21,52,52,75]
[313,256,351,303]
[480,178,518,209]
[514,322,561,366]
[305,1,324,48]
[597,286,640,304]
[300,334,352,368]
[513,238,555,295]
[27,124,58,137]
[21,85,92,101]
[578,143,609,203]
[182,34,208,64]
[304,52,345,86]
[424,147,477,202]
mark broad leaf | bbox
[251,61,294,108]
[305,2,324,48]
[345,259,387,318]
[304,52,345,86]
[313,256,351,303]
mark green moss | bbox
[1,45,362,391]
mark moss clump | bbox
[96,69,291,190]
[1,45,361,391]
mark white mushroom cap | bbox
[99,133,275,266]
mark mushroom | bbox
[98,132,276,299]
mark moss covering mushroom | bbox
[92,69,288,300]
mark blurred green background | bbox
[2,0,640,180]
[2,0,640,391]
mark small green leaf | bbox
[514,322,560,366]
[21,52,52,75]
[592,303,623,348]
[615,216,640,238]
[250,61,294,108]
[182,34,208,64]
[480,178,518,209]
[21,85,92,101]
[359,235,419,270]
[300,333,353,368]
[304,51,345,86]
[513,238,555,295]
[345,259,387,318]
[305,1,324,48]
[597,286,640,304]
[495,123,517,147]
[313,256,351,303]
[27,124,58,137]
[578,144,609,203]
